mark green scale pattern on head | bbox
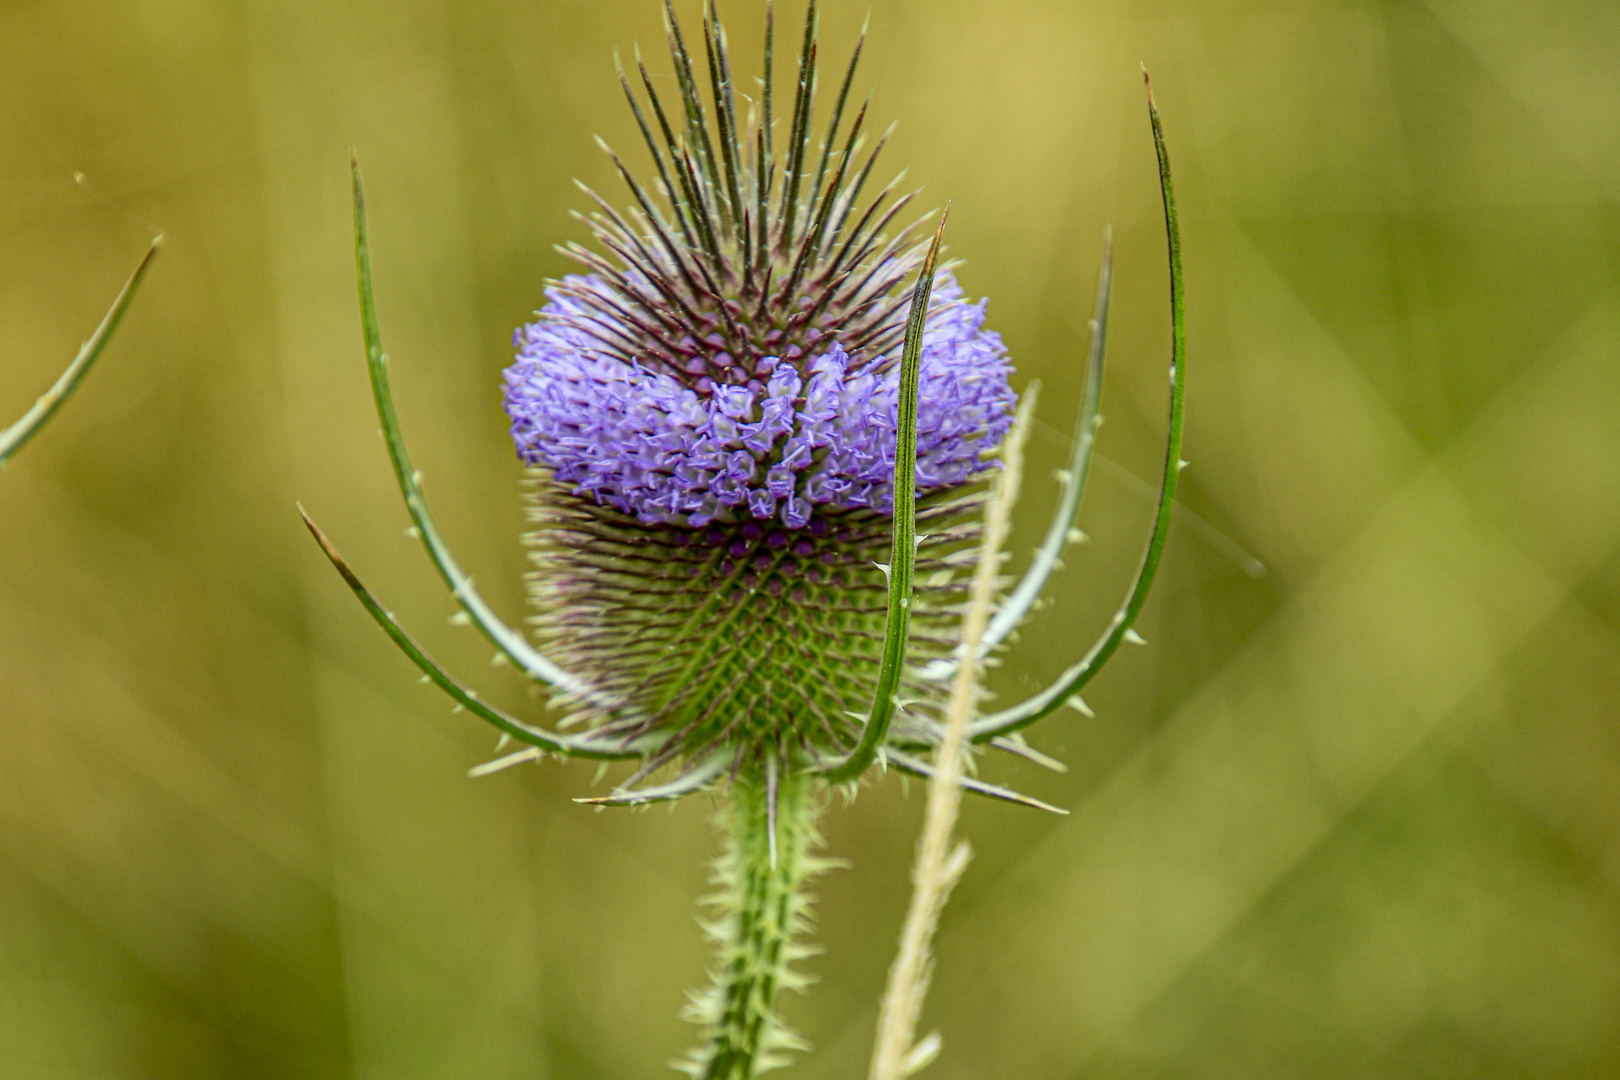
[523,477,985,778]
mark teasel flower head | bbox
[495,0,1028,796]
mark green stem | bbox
[682,773,824,1080]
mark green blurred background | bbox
[2,0,1618,1076]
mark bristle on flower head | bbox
[502,0,1018,779]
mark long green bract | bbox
[820,210,948,783]
[350,159,604,707]
[300,507,643,761]
[970,75,1184,742]
[0,237,160,468]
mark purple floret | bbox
[503,271,1017,529]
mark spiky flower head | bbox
[500,0,1016,795]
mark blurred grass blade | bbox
[0,236,161,468]
[822,209,948,783]
[350,157,608,708]
[299,506,642,761]
[970,74,1185,742]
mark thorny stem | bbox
[684,773,825,1080]
[868,388,1039,1080]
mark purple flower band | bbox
[504,271,1017,529]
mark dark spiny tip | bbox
[298,505,357,587]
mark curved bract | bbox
[0,237,161,468]
[299,507,653,760]
[970,72,1186,743]
[348,163,621,714]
